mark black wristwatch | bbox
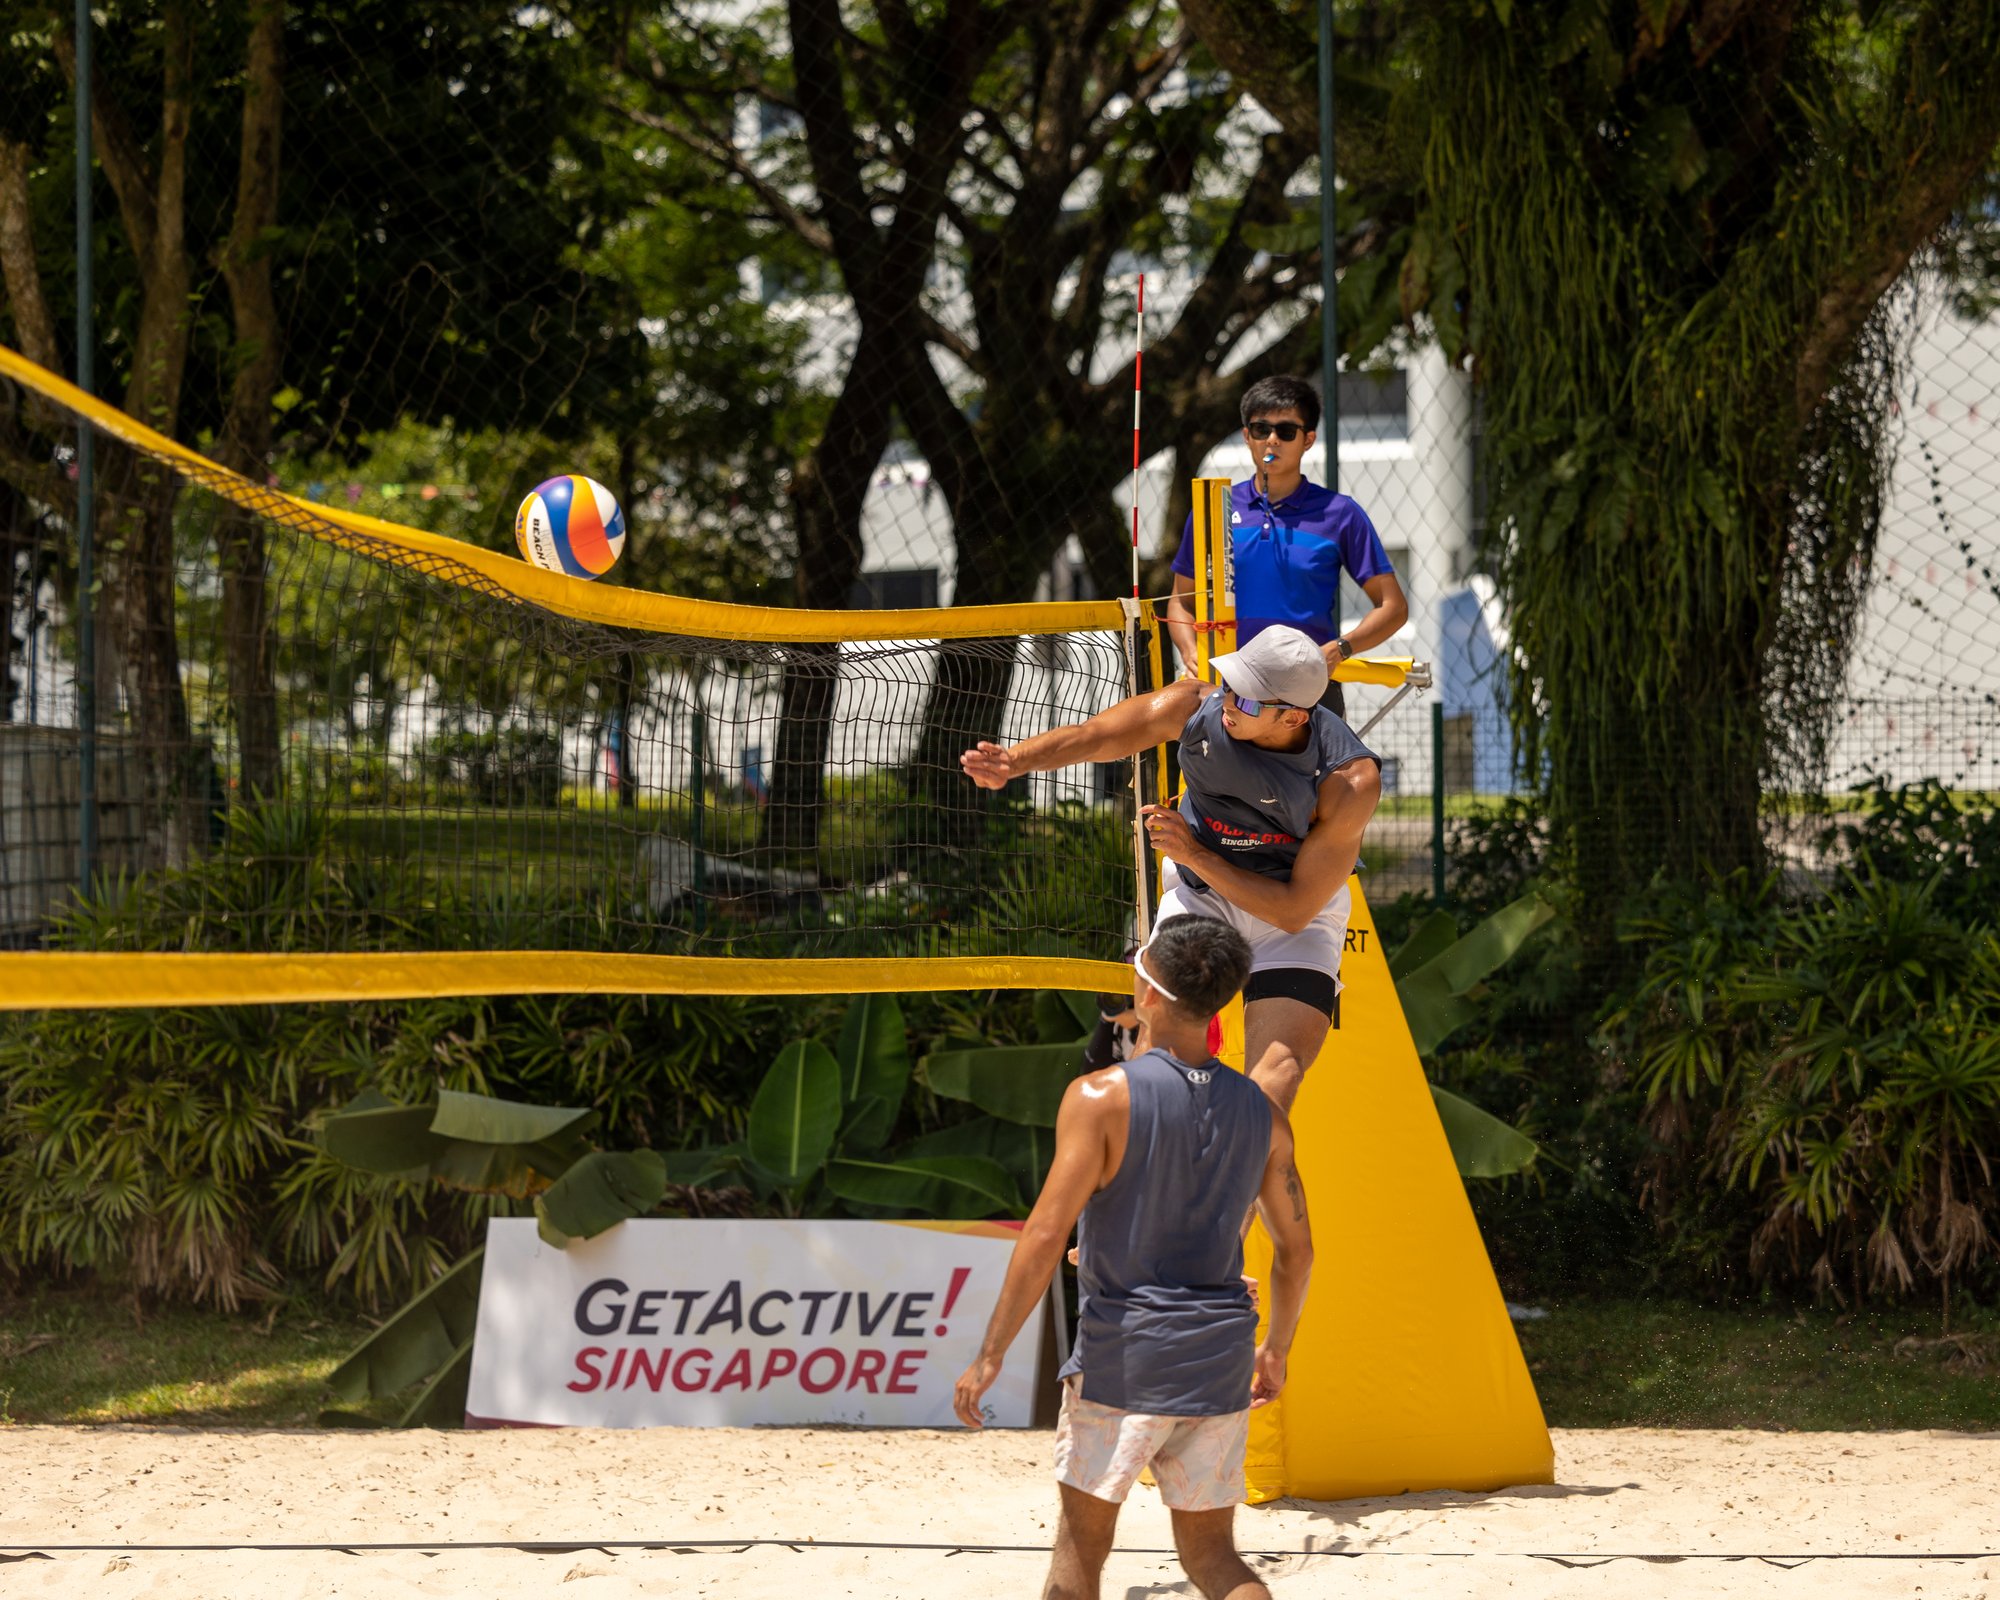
[1335,636,1355,661]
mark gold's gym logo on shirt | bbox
[1203,815,1298,848]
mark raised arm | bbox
[1250,1102,1312,1408]
[961,678,1205,791]
[1141,758,1382,933]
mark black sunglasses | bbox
[1246,420,1305,442]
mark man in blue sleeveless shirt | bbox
[962,624,1381,1112]
[954,918,1313,1600]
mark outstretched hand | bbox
[960,741,1015,791]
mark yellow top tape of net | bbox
[0,952,1138,1009]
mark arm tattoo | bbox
[1283,1162,1305,1223]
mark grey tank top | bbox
[1175,692,1378,894]
[1057,1047,1274,1416]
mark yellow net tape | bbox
[0,952,1135,1009]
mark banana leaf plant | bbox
[312,1086,671,1426]
[1390,886,1558,1178]
[311,991,1098,1426]
[686,989,1102,1216]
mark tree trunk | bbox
[96,444,202,868]
[751,0,997,867]
[759,343,897,861]
[211,0,286,805]
[898,412,1044,846]
[0,480,27,723]
[56,0,203,868]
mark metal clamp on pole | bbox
[1354,660,1434,741]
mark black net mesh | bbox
[0,396,1145,971]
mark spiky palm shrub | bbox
[0,806,790,1308]
[1615,864,2000,1312]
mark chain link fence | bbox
[1,4,1995,938]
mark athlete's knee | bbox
[1054,1484,1120,1564]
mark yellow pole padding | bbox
[1333,655,1420,688]
[1189,475,1235,678]
[0,951,1135,1010]
[1227,879,1553,1501]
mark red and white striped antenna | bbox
[1128,274,1151,943]
[1129,274,1145,598]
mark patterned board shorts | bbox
[1053,1377,1250,1513]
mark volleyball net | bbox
[1,348,1167,1003]
[0,348,1425,1008]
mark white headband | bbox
[1133,941,1180,1003]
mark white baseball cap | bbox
[1210,625,1330,709]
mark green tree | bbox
[0,1,628,848]
[2,3,261,861]
[889,4,1330,810]
[1182,0,2000,928]
[590,0,1021,855]
[604,0,1337,852]
[4,1,804,831]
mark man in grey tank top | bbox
[962,624,1382,1114]
[954,919,1314,1600]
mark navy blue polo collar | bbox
[1246,477,1321,515]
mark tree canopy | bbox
[1184,0,2000,922]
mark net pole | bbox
[690,697,708,936]
[73,0,98,893]
[1127,275,1151,942]
[1191,476,1236,680]
[1317,0,1339,494]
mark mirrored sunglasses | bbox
[1226,688,1298,717]
[1246,420,1304,441]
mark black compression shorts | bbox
[1243,965,1339,1022]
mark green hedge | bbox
[1424,780,2000,1311]
[0,802,1071,1309]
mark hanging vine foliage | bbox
[1393,0,2000,928]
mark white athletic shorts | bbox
[1156,862,1351,989]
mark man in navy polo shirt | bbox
[1166,374,1409,717]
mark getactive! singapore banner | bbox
[464,1217,1046,1428]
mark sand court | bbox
[3,1425,1996,1598]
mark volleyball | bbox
[514,474,625,579]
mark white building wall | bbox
[1840,304,2000,790]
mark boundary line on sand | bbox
[4,1542,1998,1564]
